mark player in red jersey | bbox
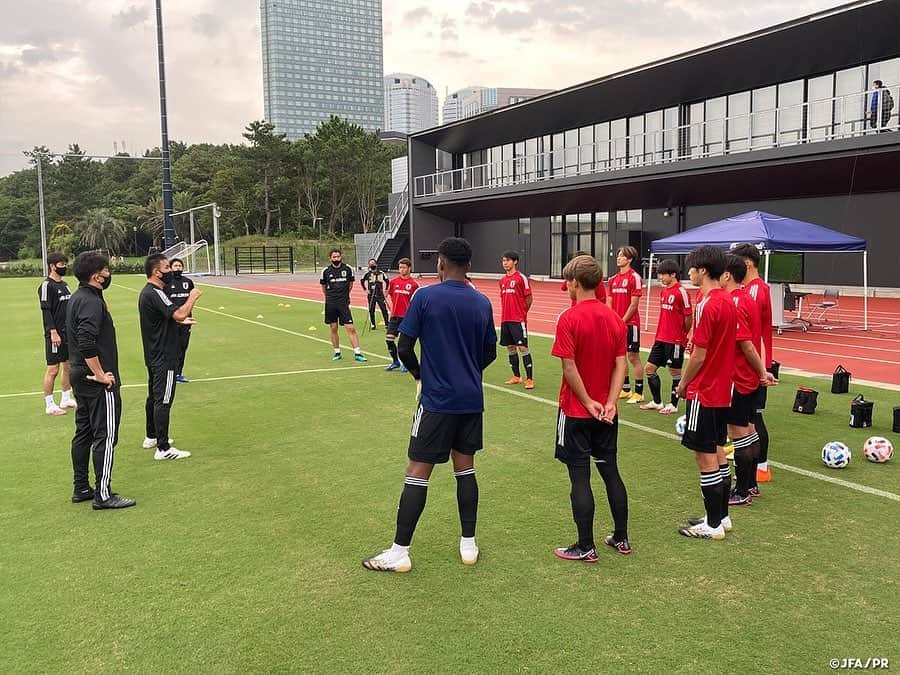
[560,251,606,306]
[607,246,644,404]
[551,255,630,562]
[384,258,419,372]
[731,243,776,489]
[675,246,736,541]
[640,259,692,414]
[499,250,534,389]
[721,255,777,506]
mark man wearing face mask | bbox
[38,252,76,415]
[67,251,134,509]
[361,258,389,330]
[320,248,366,361]
[139,254,202,460]
[164,257,195,383]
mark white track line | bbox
[0,365,386,399]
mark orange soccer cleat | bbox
[505,376,522,385]
[524,379,534,390]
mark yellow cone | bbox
[308,326,316,331]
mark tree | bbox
[242,120,289,236]
[351,132,394,233]
[77,208,126,253]
[292,138,325,235]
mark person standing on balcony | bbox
[361,258,390,330]
[870,80,894,131]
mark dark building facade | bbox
[388,0,900,286]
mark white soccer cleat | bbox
[154,447,191,461]
[143,437,174,449]
[362,549,412,573]
[678,521,726,540]
[640,401,664,411]
[460,539,479,565]
[658,404,678,415]
[688,515,733,532]
[46,405,67,416]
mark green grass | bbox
[1,276,897,672]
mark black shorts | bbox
[647,341,685,369]
[555,410,618,467]
[682,399,728,454]
[727,388,762,427]
[499,321,528,347]
[324,302,353,326]
[408,405,483,464]
[45,336,69,365]
[386,316,403,337]
[626,325,641,353]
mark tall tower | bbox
[260,0,384,138]
[383,73,439,134]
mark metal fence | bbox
[233,246,294,274]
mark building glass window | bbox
[518,218,531,235]
[727,91,751,152]
[835,66,866,134]
[594,212,610,274]
[579,126,594,173]
[705,96,726,155]
[629,115,645,165]
[564,128,579,175]
[551,215,564,276]
[663,107,679,160]
[551,133,565,177]
[611,119,627,167]
[777,79,804,144]
[595,122,610,169]
[868,58,900,128]
[688,102,704,158]
[807,74,835,140]
[645,110,663,161]
[751,86,777,148]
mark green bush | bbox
[0,262,43,278]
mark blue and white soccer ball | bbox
[822,441,851,469]
[675,415,687,436]
[863,436,894,463]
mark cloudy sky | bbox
[0,0,852,176]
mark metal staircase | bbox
[368,186,409,269]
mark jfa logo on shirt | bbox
[405,283,412,290]
[341,270,347,277]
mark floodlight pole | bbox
[35,154,48,272]
[155,0,175,248]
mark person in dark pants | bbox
[67,251,135,509]
[361,258,390,329]
[869,80,894,131]
[164,257,195,383]
[39,252,76,415]
[139,254,202,460]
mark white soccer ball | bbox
[675,415,686,436]
[822,441,851,469]
[863,436,894,463]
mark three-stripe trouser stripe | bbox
[100,390,116,501]
[163,370,175,405]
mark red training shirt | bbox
[608,269,642,327]
[561,279,607,306]
[655,283,692,346]
[388,276,419,318]
[732,287,763,395]
[552,299,627,418]
[499,271,532,323]
[686,287,736,408]
[744,277,774,368]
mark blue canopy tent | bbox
[646,211,868,329]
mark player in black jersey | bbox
[164,258,195,382]
[38,252,76,415]
[361,258,390,329]
[320,248,367,362]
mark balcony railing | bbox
[414,85,899,198]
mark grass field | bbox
[1,275,897,673]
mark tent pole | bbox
[645,254,654,328]
[764,250,770,283]
[863,250,868,331]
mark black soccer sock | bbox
[732,433,759,497]
[700,470,723,529]
[670,375,682,407]
[752,412,769,487]
[522,352,534,380]
[454,468,478,538]
[647,373,662,404]
[386,339,398,361]
[394,476,428,547]
[623,376,631,393]
[566,464,595,550]
[595,458,628,541]
[635,379,644,395]
[508,352,521,377]
[719,463,731,519]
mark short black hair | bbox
[501,250,519,262]
[368,258,377,264]
[730,243,760,268]
[73,251,110,283]
[724,254,748,283]
[47,252,68,269]
[657,259,680,276]
[685,245,726,280]
[874,79,883,87]
[438,237,472,268]
[170,257,184,266]
[145,253,167,278]
[329,248,341,256]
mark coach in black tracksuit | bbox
[164,257,194,380]
[361,258,389,329]
[139,254,202,460]
[67,251,135,509]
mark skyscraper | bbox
[383,73,439,134]
[442,86,553,124]
[260,0,384,139]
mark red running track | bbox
[230,278,900,386]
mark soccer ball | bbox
[822,441,851,469]
[863,436,894,463]
[675,415,686,436]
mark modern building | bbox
[442,87,552,124]
[260,0,383,139]
[383,73,439,134]
[369,1,900,288]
